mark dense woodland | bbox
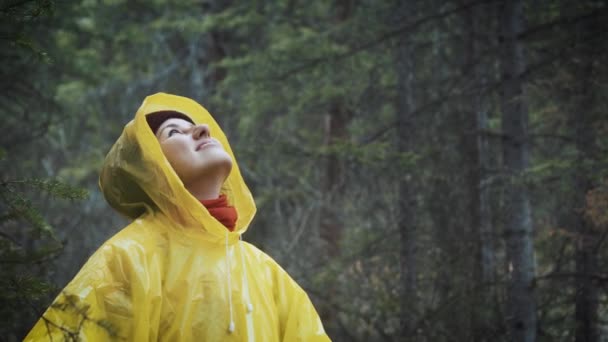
[1,0,608,341]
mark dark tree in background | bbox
[2,0,608,341]
[0,0,90,339]
[499,0,537,340]
[394,1,420,338]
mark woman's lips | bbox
[196,140,218,151]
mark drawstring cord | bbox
[225,230,235,333]
[239,235,254,313]
[225,232,254,334]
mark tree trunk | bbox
[464,2,496,340]
[395,5,418,339]
[318,0,353,255]
[317,0,353,337]
[573,15,600,342]
[498,0,537,341]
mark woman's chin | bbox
[201,158,233,180]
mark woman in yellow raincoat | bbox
[25,93,330,341]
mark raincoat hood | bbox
[99,92,256,241]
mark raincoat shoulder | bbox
[23,219,160,341]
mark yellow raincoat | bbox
[25,93,330,341]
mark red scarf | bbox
[200,194,238,231]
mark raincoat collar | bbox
[99,93,256,244]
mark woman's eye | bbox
[168,129,181,137]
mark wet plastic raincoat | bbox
[25,93,330,341]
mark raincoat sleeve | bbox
[269,256,331,342]
[24,237,157,341]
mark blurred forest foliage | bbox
[1,0,608,341]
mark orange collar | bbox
[200,194,238,231]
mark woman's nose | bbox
[192,124,210,139]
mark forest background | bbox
[1,0,607,341]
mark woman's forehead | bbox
[160,118,195,128]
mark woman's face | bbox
[155,118,232,186]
